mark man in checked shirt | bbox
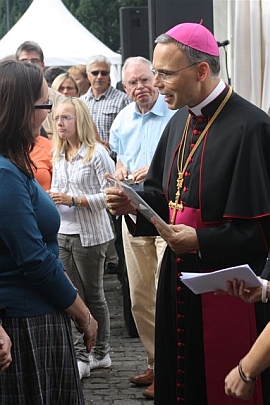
[80,55,130,150]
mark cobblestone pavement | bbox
[82,274,152,405]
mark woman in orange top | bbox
[30,134,53,191]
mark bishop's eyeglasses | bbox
[151,63,198,83]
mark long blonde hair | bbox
[51,73,80,96]
[52,97,97,162]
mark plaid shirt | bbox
[80,86,130,142]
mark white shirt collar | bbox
[189,80,226,116]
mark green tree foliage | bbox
[0,0,147,52]
[0,0,32,39]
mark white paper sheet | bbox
[106,174,173,232]
[180,264,262,294]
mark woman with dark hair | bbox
[45,66,68,87]
[0,60,97,404]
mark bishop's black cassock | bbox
[127,86,270,405]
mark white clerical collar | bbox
[189,80,226,116]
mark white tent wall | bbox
[0,0,122,86]
[213,0,270,115]
[261,1,270,114]
[213,0,234,85]
[234,1,263,108]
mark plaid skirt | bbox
[0,311,85,405]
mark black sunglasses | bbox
[34,99,53,111]
[90,70,109,76]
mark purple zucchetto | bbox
[166,21,219,56]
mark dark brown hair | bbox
[15,41,44,62]
[0,60,44,177]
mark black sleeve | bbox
[261,251,270,280]
[0,306,6,322]
[197,216,270,274]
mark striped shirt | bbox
[80,86,130,142]
[51,143,115,247]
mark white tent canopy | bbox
[0,0,122,85]
[213,0,270,115]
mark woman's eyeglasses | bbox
[34,99,53,111]
[53,115,76,122]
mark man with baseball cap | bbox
[105,22,270,404]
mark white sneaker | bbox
[89,353,112,370]
[77,360,90,380]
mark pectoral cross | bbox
[169,171,184,224]
[177,172,184,189]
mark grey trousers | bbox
[58,234,110,362]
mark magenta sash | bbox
[169,206,263,405]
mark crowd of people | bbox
[0,21,270,405]
[109,55,175,399]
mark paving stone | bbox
[82,274,151,404]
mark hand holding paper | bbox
[105,173,173,232]
[180,264,262,295]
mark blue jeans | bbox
[58,234,110,361]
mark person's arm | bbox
[132,166,150,184]
[225,322,270,399]
[0,324,12,373]
[215,251,270,304]
[152,217,199,253]
[0,166,98,351]
[105,184,137,216]
[50,145,115,211]
[196,217,270,272]
[215,277,270,304]
[65,294,98,352]
[114,160,128,182]
[114,160,150,186]
[0,307,12,373]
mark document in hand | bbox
[106,174,172,232]
[180,264,262,294]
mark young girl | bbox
[49,97,115,379]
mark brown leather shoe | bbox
[129,368,154,386]
[143,381,154,399]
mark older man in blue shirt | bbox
[110,56,176,399]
